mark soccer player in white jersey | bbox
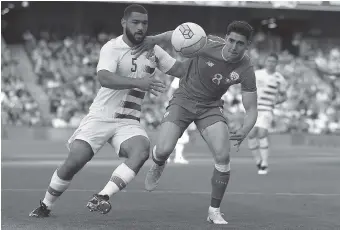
[166,77,190,164]
[247,53,287,175]
[29,4,181,217]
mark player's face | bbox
[123,12,148,45]
[224,32,248,61]
[265,56,278,72]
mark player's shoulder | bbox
[255,68,266,75]
[205,35,225,49]
[207,35,225,44]
[275,71,286,82]
[101,35,127,51]
[241,53,253,67]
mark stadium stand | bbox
[2,30,340,134]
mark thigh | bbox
[156,121,184,154]
[200,121,231,163]
[195,107,228,133]
[161,104,195,134]
[118,135,150,158]
[67,115,114,154]
[248,126,259,139]
[257,127,269,139]
[255,111,273,131]
[109,120,149,157]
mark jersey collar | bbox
[117,35,130,49]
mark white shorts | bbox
[177,130,189,145]
[254,111,273,130]
[67,114,148,155]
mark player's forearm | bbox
[241,108,258,135]
[153,31,173,47]
[98,70,140,90]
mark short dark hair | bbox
[226,21,254,41]
[124,4,148,19]
[267,52,279,61]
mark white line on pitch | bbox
[1,188,340,197]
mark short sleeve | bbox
[241,67,257,92]
[171,78,180,89]
[154,45,176,73]
[96,41,118,73]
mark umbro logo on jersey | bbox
[206,61,215,67]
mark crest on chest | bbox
[210,69,240,86]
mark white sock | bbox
[260,148,269,167]
[98,163,136,197]
[259,137,269,167]
[248,138,261,164]
[209,206,220,213]
[43,170,71,209]
[174,144,184,159]
[253,149,261,165]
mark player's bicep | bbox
[166,60,188,78]
[241,67,257,93]
[97,43,118,73]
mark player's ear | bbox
[121,18,126,28]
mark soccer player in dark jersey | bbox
[134,21,258,224]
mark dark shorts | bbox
[162,103,228,134]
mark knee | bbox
[155,144,174,159]
[66,140,94,169]
[214,148,230,165]
[248,137,258,150]
[121,141,150,163]
[258,137,269,149]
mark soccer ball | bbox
[171,22,207,57]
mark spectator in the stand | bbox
[18,30,340,134]
[1,47,42,126]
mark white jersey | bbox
[170,77,180,89]
[255,69,287,112]
[89,35,176,120]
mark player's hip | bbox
[88,109,141,122]
[169,94,223,113]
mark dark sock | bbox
[152,150,165,166]
[210,168,230,208]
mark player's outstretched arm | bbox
[239,67,258,135]
[241,91,258,134]
[98,70,165,96]
[165,60,189,79]
[230,91,257,151]
[132,31,174,56]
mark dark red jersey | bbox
[172,35,257,110]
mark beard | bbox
[126,27,145,45]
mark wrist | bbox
[132,78,142,89]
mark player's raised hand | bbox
[136,75,166,96]
[230,129,247,152]
[132,36,157,58]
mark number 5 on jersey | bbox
[131,58,137,72]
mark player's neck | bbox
[265,69,275,74]
[122,34,135,48]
